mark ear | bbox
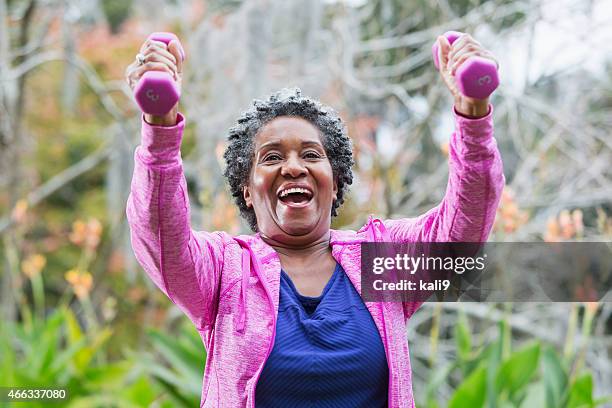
[333,179,338,201]
[243,185,253,208]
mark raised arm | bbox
[385,106,504,243]
[125,36,225,331]
[385,33,504,244]
[383,34,505,318]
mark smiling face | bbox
[243,116,338,244]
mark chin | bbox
[274,214,316,236]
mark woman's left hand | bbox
[436,34,499,118]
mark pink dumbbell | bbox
[134,32,183,116]
[432,31,499,99]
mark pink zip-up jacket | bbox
[126,105,504,407]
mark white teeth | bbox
[279,187,312,198]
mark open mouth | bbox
[277,187,313,207]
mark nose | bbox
[280,153,307,178]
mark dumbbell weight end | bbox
[432,31,499,99]
[134,32,182,116]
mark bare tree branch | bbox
[0,143,113,234]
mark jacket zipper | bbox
[381,302,394,407]
[249,269,277,407]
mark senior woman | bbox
[125,34,504,407]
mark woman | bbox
[125,34,504,407]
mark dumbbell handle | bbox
[432,31,499,99]
[134,32,183,116]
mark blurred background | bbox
[0,0,611,406]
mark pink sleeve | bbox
[384,105,505,317]
[126,114,225,331]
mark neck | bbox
[260,229,333,268]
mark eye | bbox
[304,151,322,159]
[263,153,282,162]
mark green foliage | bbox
[567,374,593,408]
[449,366,487,408]
[139,323,205,407]
[419,312,610,408]
[101,0,133,33]
[454,310,472,362]
[542,347,567,408]
[0,307,158,407]
[495,343,540,399]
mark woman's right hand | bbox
[125,38,184,126]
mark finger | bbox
[437,36,452,71]
[139,39,167,54]
[143,42,176,63]
[125,63,136,88]
[485,52,500,70]
[449,51,480,75]
[167,40,184,74]
[447,33,475,54]
[450,51,498,75]
[448,34,482,63]
[134,62,176,80]
[141,52,178,78]
[448,37,480,64]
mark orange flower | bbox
[85,219,102,249]
[559,210,575,239]
[501,188,515,204]
[65,269,93,299]
[69,220,87,246]
[544,209,584,241]
[11,199,28,223]
[70,218,103,249]
[503,219,516,234]
[494,187,528,234]
[21,254,46,278]
[501,201,518,220]
[572,209,584,237]
[544,216,560,242]
[584,302,599,315]
[440,141,449,157]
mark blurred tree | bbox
[101,0,132,34]
[1,0,38,323]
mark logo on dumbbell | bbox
[477,75,492,86]
[146,89,159,102]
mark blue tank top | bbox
[255,263,389,407]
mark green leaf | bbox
[496,342,541,397]
[83,361,134,389]
[455,310,471,362]
[153,375,199,408]
[542,347,568,408]
[520,382,546,408]
[47,335,88,380]
[31,309,65,378]
[449,365,487,408]
[485,324,506,408]
[567,373,593,408]
[65,394,141,408]
[65,308,83,344]
[73,327,113,373]
[0,322,15,385]
[123,375,157,406]
[148,329,203,390]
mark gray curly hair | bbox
[223,88,354,232]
